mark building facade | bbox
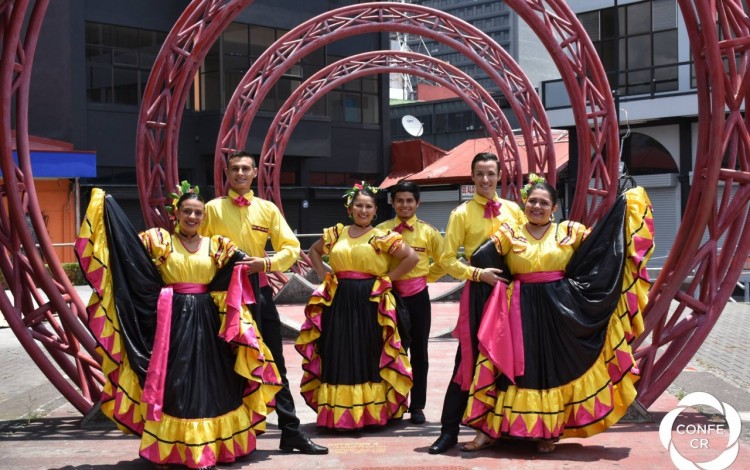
[29,0,391,243]
[545,0,698,266]
[404,0,560,94]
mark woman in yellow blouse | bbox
[296,182,419,430]
[461,179,654,454]
[76,188,281,469]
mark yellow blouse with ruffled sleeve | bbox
[493,221,590,274]
[322,224,404,276]
[138,228,238,284]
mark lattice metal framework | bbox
[0,0,102,414]
[214,3,555,206]
[633,0,750,406]
[0,0,748,414]
[259,51,523,203]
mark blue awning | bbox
[4,150,97,177]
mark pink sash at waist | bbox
[170,282,209,294]
[335,271,375,280]
[514,271,565,283]
[476,271,566,384]
[393,276,427,297]
[142,282,208,422]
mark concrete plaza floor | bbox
[0,283,749,469]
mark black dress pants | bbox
[438,280,493,437]
[401,287,431,410]
[258,285,301,437]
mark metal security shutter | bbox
[280,200,300,232]
[633,175,680,268]
[415,201,456,233]
[119,199,148,232]
[88,185,147,231]
[410,189,461,233]
[306,200,349,229]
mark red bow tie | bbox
[484,200,501,219]
[394,221,414,233]
[232,195,251,207]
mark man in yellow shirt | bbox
[376,181,445,425]
[428,152,525,454]
[202,151,327,455]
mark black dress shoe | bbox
[428,433,458,454]
[279,431,329,455]
[409,409,426,425]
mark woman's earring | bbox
[549,214,555,222]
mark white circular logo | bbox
[659,391,742,469]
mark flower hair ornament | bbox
[519,173,546,203]
[165,180,200,221]
[342,181,379,208]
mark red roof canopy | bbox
[381,130,569,188]
[11,131,75,151]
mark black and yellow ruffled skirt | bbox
[295,273,413,429]
[75,189,281,468]
[463,187,654,441]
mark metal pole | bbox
[75,177,80,233]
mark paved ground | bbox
[0,284,749,469]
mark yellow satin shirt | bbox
[322,224,403,276]
[201,189,300,272]
[139,228,237,284]
[438,193,524,281]
[376,215,445,281]
[493,221,589,274]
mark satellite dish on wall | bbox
[402,115,424,137]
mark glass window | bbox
[362,77,378,94]
[308,93,326,116]
[223,23,248,56]
[113,49,138,66]
[329,91,344,121]
[577,0,681,98]
[579,11,600,40]
[626,2,651,35]
[276,77,300,103]
[138,30,162,53]
[600,8,618,39]
[342,93,362,123]
[652,0,677,31]
[113,67,138,105]
[86,64,112,102]
[201,71,221,110]
[141,52,157,69]
[250,26,275,58]
[653,30,677,66]
[86,45,111,64]
[344,78,362,91]
[362,94,379,124]
[111,26,139,49]
[85,22,168,105]
[627,35,651,70]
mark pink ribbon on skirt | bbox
[482,271,565,382]
[222,264,258,345]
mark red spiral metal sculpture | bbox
[0,0,748,414]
